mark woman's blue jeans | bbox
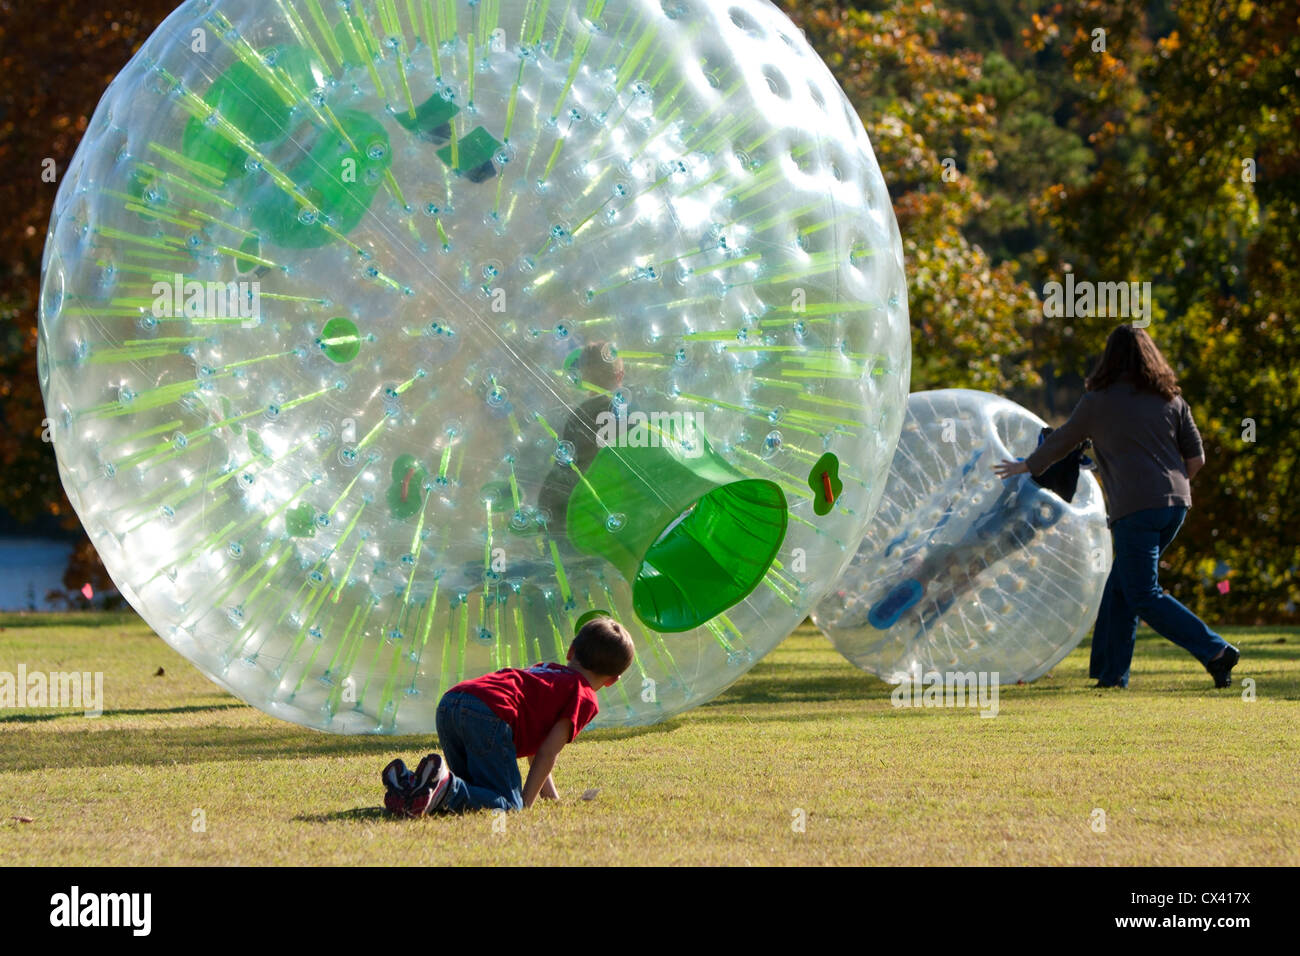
[1091,505,1228,686]
[434,692,524,813]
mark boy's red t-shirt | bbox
[450,662,600,758]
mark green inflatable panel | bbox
[437,126,502,183]
[566,433,788,633]
[387,454,428,521]
[285,502,316,538]
[394,91,460,143]
[180,45,323,183]
[251,108,392,248]
[319,316,361,363]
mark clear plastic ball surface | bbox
[813,390,1111,685]
[38,0,911,731]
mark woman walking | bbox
[994,325,1239,688]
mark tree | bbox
[0,3,179,600]
[789,0,1047,393]
[1040,0,1300,621]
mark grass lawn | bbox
[1,612,1296,865]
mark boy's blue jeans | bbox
[434,691,523,813]
[1090,505,1229,686]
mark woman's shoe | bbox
[1206,645,1240,688]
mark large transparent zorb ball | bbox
[38,0,910,731]
[813,390,1110,685]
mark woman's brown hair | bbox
[1085,325,1181,400]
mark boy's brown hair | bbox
[571,617,635,679]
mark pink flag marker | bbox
[81,582,94,600]
[1216,579,1230,595]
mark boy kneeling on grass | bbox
[382,616,634,816]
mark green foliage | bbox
[791,0,1047,392]
[0,3,181,531]
[1038,0,1300,622]
[784,0,1298,622]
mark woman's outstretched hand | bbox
[993,459,1030,480]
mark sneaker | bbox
[382,758,416,817]
[383,789,412,816]
[382,758,415,795]
[1206,645,1240,688]
[408,753,451,815]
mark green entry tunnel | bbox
[565,432,789,633]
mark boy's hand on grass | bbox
[523,719,571,808]
[541,774,560,800]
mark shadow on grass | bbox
[0,703,245,724]
[0,722,447,773]
[712,670,886,706]
[710,637,1300,712]
[294,806,393,824]
[0,611,142,629]
[0,700,686,773]
[3,623,1293,774]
